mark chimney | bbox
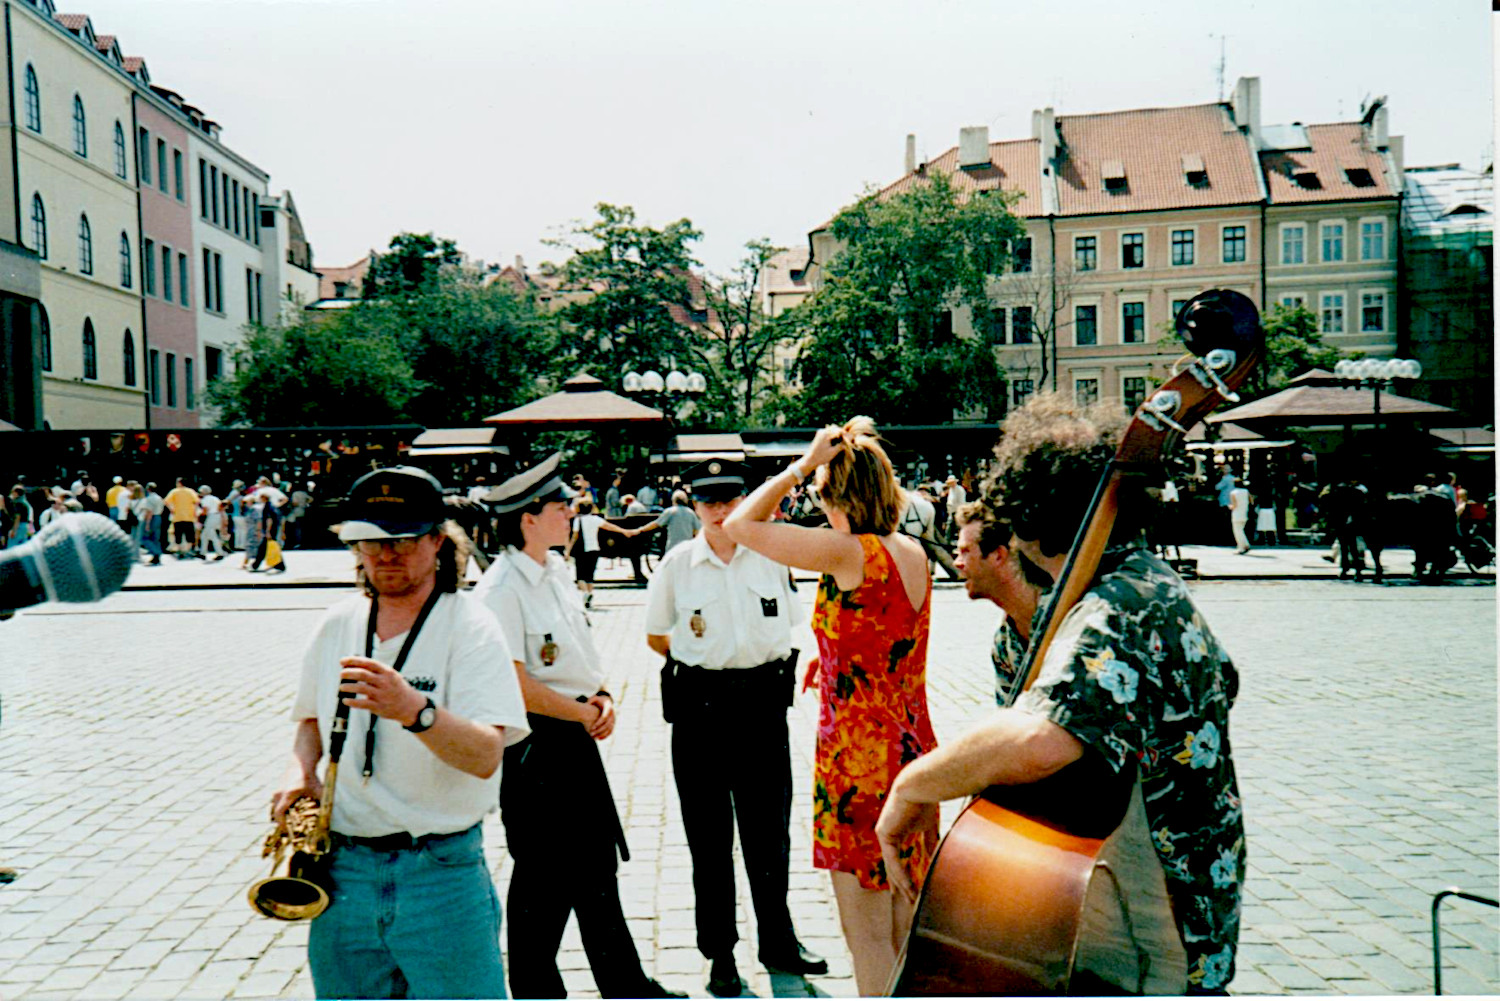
[1372,104,1390,150]
[514,254,525,273]
[1031,107,1057,165]
[905,134,917,175]
[959,126,990,169]
[1231,76,1261,149]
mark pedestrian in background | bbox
[567,497,633,607]
[133,482,164,566]
[164,477,201,559]
[7,485,34,545]
[227,480,248,552]
[198,485,227,561]
[1228,476,1252,554]
[629,490,700,554]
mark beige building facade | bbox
[13,5,146,428]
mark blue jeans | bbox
[131,521,161,559]
[308,824,506,999]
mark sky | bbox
[76,0,1495,277]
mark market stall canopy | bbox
[1428,426,1495,453]
[1185,421,1295,451]
[1208,380,1459,427]
[482,373,666,429]
[408,427,510,457]
[0,418,20,432]
[651,433,747,465]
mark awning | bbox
[1186,439,1297,451]
[483,373,666,429]
[650,433,747,465]
[408,445,510,457]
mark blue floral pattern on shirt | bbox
[1011,548,1246,994]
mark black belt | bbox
[331,823,476,852]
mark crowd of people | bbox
[0,470,316,573]
[260,393,1246,1000]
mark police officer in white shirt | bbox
[644,460,827,997]
[473,453,686,1000]
[270,466,531,999]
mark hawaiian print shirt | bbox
[1011,547,1246,993]
[991,616,1028,707]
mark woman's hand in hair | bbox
[800,425,845,471]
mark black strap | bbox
[360,586,444,779]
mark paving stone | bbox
[1262,962,1330,990]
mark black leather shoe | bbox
[706,956,745,997]
[640,978,689,999]
[759,942,828,976]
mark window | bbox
[122,329,136,386]
[1361,220,1386,261]
[1122,301,1145,343]
[1123,376,1147,412]
[987,308,1007,345]
[185,357,194,409]
[82,319,97,379]
[166,352,177,408]
[209,164,219,223]
[1012,379,1034,408]
[1075,378,1099,405]
[222,174,231,230]
[1122,232,1144,269]
[1172,298,1190,320]
[1171,229,1195,266]
[177,252,188,306]
[148,349,160,404]
[202,248,212,308]
[934,309,953,341]
[1074,235,1097,271]
[113,121,127,178]
[1320,222,1344,263]
[77,214,92,274]
[214,253,223,313]
[251,192,261,244]
[23,65,40,132]
[71,95,87,157]
[119,233,132,287]
[1222,225,1247,264]
[1075,304,1097,346]
[205,345,223,383]
[138,127,151,184]
[143,238,156,295]
[1279,294,1306,310]
[1012,237,1032,273]
[154,140,166,193]
[1281,224,1305,265]
[30,194,46,259]
[199,158,208,219]
[1012,306,1033,344]
[231,179,241,235]
[1345,167,1375,188]
[173,150,184,200]
[40,317,51,371]
[161,245,173,303]
[1361,292,1386,332]
[1321,293,1345,334]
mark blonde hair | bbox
[815,416,903,534]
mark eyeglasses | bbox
[351,538,423,556]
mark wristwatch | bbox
[404,696,437,733]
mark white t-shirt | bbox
[200,495,223,517]
[114,491,134,519]
[256,486,288,509]
[290,591,530,838]
[946,483,967,514]
[644,535,803,669]
[473,548,604,699]
[577,513,604,553]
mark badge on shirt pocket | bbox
[760,597,778,617]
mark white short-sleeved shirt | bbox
[290,591,530,838]
[644,535,803,670]
[200,495,223,516]
[472,548,603,699]
[577,513,604,553]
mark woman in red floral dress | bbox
[725,418,937,996]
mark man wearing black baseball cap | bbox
[644,460,826,996]
[474,454,686,999]
[271,466,531,999]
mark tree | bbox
[690,239,788,426]
[205,313,419,427]
[780,173,1024,424]
[547,203,703,380]
[363,232,464,297]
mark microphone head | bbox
[28,512,136,603]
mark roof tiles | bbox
[1260,123,1394,204]
[1054,103,1263,216]
[880,138,1044,217]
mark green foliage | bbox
[1259,303,1342,390]
[692,238,788,428]
[780,174,1022,424]
[364,232,463,297]
[205,315,418,427]
[548,203,703,379]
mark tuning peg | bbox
[1141,389,1188,434]
[1195,349,1241,403]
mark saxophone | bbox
[248,696,351,921]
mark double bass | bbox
[891,289,1264,996]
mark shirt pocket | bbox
[743,577,789,653]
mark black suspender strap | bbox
[360,585,444,780]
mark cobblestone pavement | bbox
[0,579,1494,998]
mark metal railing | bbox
[1431,886,1499,995]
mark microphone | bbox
[0,512,136,612]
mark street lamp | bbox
[623,367,706,412]
[1333,357,1422,426]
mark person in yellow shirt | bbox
[163,477,202,558]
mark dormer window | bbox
[1292,171,1322,190]
[1344,167,1375,188]
[1181,153,1208,188]
[1102,159,1128,193]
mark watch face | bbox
[419,705,437,728]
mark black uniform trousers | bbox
[502,713,651,999]
[668,661,798,961]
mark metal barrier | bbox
[1432,886,1499,994]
